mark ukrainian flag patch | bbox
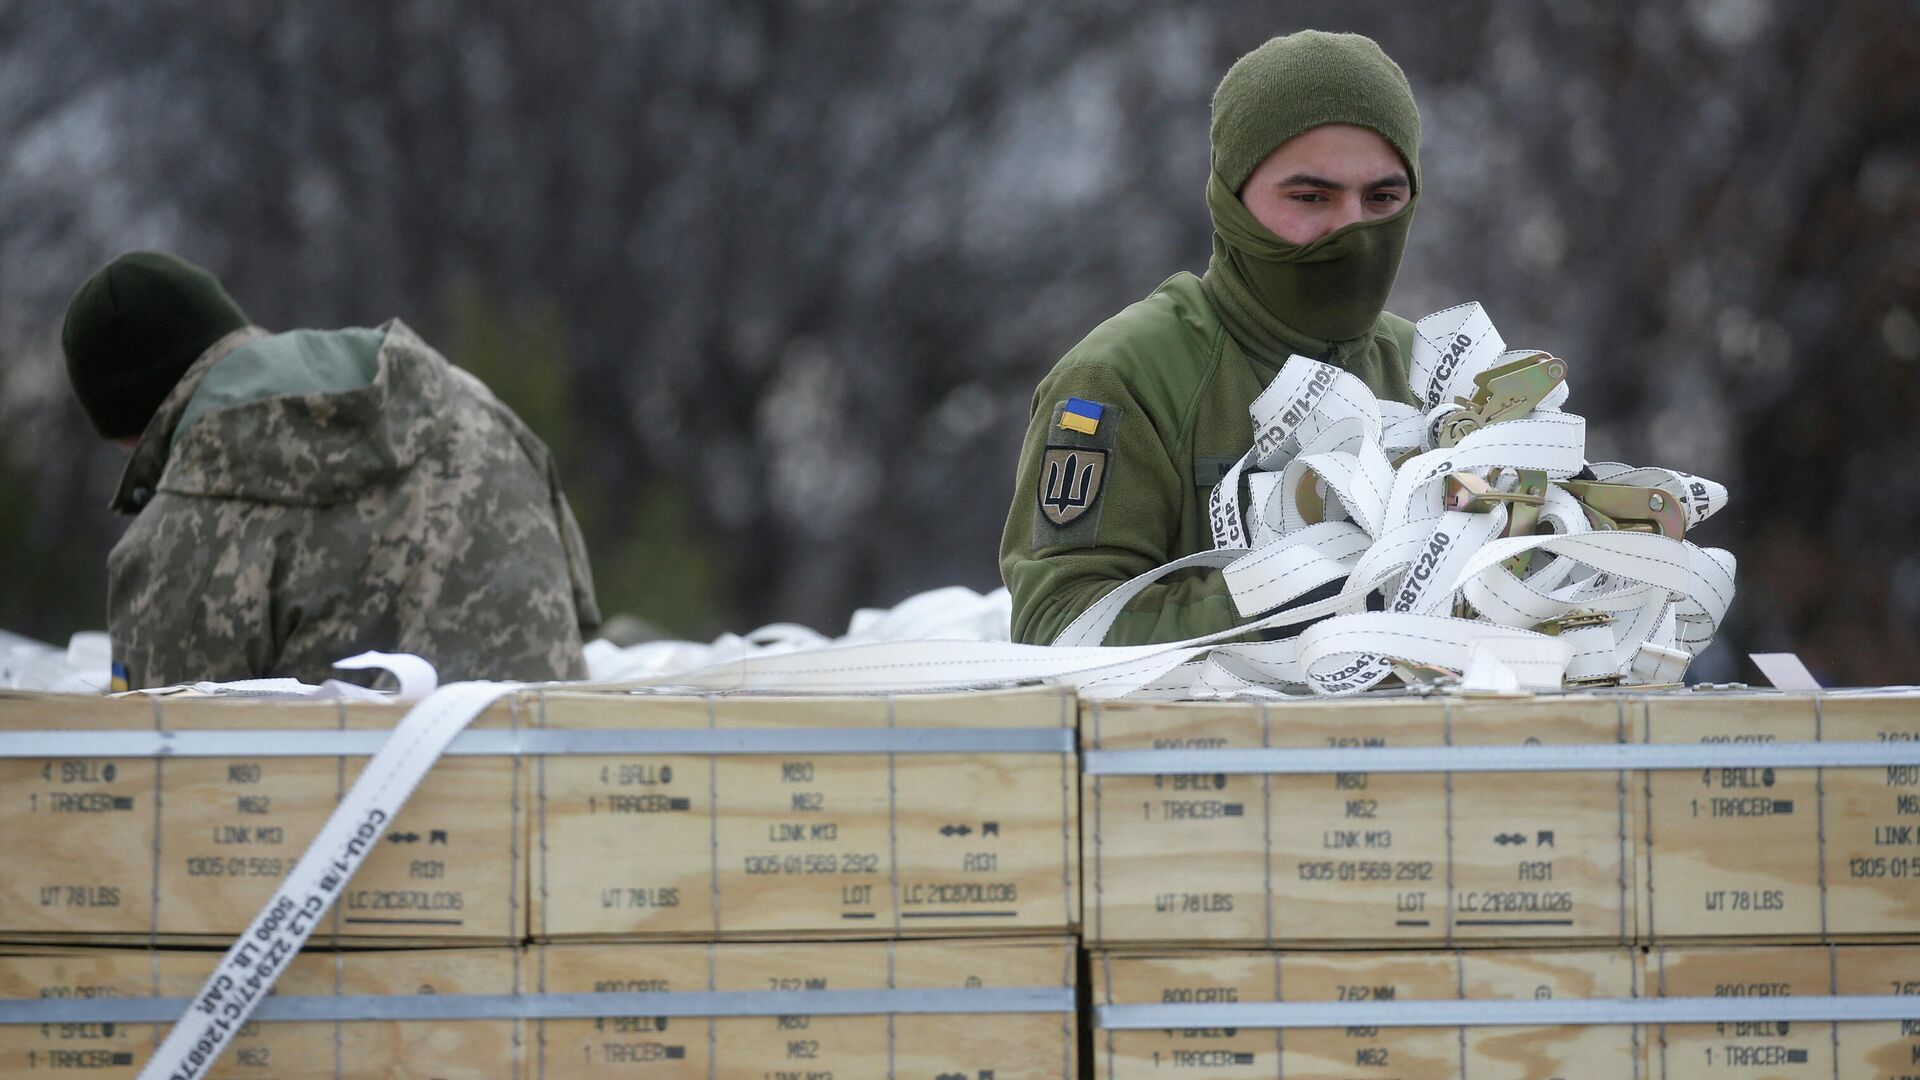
[1058,397,1104,435]
[110,660,130,693]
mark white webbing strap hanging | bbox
[1053,548,1248,648]
[136,658,520,1080]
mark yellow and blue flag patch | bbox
[1058,397,1104,435]
[110,660,130,693]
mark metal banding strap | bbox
[1097,994,1919,1030]
[1083,739,1920,777]
[0,987,1076,1025]
[0,726,1076,759]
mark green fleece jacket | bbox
[999,272,1415,646]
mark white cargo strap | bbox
[136,657,519,1080]
[1055,549,1248,647]
[1050,301,1736,697]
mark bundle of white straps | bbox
[1049,300,1737,696]
[631,301,1735,700]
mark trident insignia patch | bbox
[1039,447,1107,526]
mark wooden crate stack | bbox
[0,686,1081,1078]
[4,686,1917,1077]
[525,686,1081,1078]
[1083,692,1920,1078]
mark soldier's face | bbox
[1240,124,1411,245]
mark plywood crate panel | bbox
[534,937,1076,1078]
[0,692,524,945]
[531,687,1078,939]
[1640,692,1920,942]
[1083,696,1636,947]
[1646,944,1920,1078]
[0,946,524,1078]
[1093,947,1639,1079]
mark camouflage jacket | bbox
[107,321,600,687]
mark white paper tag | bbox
[1749,652,1822,691]
[333,651,440,701]
[1459,643,1522,693]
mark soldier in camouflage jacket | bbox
[63,253,600,688]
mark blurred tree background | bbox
[2,0,1916,684]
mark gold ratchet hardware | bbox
[1533,610,1614,636]
[1391,660,1458,690]
[1500,468,1550,575]
[1433,352,1567,448]
[1560,480,1687,539]
[1295,472,1326,525]
[1442,471,1547,513]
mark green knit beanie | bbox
[62,252,251,440]
[1210,30,1421,195]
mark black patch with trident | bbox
[1039,447,1107,526]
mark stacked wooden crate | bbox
[526,687,1080,1078]
[0,686,1081,1077]
[1082,692,1920,1078]
[4,685,1917,1077]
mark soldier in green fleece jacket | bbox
[1001,30,1425,646]
[61,252,600,688]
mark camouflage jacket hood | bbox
[115,320,467,513]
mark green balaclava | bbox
[62,251,251,440]
[1200,30,1422,361]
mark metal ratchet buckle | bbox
[1433,352,1568,448]
[1442,470,1546,513]
[1443,468,1551,577]
[1560,480,1687,539]
[1390,660,1458,691]
[1533,609,1614,636]
[1535,610,1624,687]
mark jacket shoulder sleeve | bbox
[546,463,602,638]
[999,361,1246,647]
[106,495,280,688]
[448,367,601,639]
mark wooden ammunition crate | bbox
[0,692,524,946]
[530,687,1079,939]
[1640,693,1920,942]
[1646,944,1920,1077]
[534,937,1077,1078]
[1093,947,1640,1078]
[1094,944,1920,1078]
[0,946,524,1078]
[1083,696,1637,947]
[1085,691,1920,947]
